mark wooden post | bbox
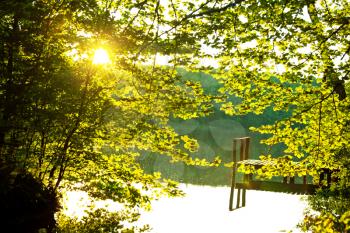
[229,139,237,211]
[236,188,241,209]
[241,137,250,207]
[229,137,250,211]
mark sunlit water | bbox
[63,184,308,233]
[138,184,308,233]
[61,190,124,220]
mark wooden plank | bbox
[235,181,317,194]
[237,159,275,166]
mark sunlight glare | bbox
[93,48,110,64]
[138,184,308,233]
[62,191,91,220]
[62,190,124,221]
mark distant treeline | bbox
[139,70,289,186]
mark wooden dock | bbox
[229,137,330,211]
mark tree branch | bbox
[186,0,245,19]
[292,91,333,119]
[135,0,245,57]
[340,43,350,61]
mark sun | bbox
[93,48,110,64]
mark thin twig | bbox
[332,93,339,121]
[317,95,322,155]
[135,0,245,57]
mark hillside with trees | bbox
[140,70,289,185]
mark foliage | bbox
[137,0,348,231]
[193,1,348,231]
[139,72,288,186]
[300,210,350,233]
[300,156,350,232]
[56,208,150,233]
[0,0,214,231]
[1,0,350,232]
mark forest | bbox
[0,0,349,232]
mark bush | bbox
[56,207,150,233]
[0,163,60,233]
[300,159,350,233]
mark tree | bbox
[162,0,349,231]
[0,0,217,231]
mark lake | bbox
[138,184,308,233]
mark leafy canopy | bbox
[1,0,350,232]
